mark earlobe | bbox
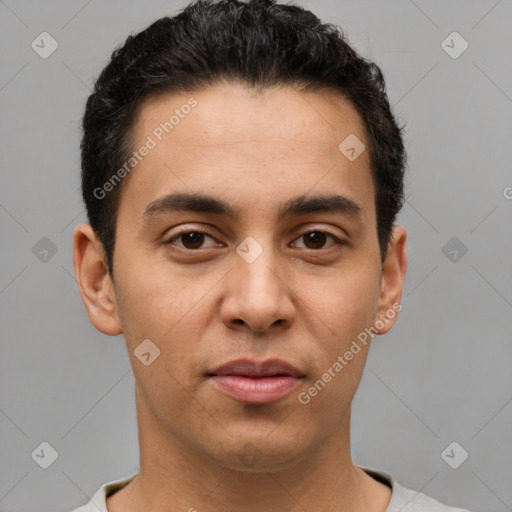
[375,225,407,335]
[72,222,123,336]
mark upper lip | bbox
[208,358,304,378]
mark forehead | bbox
[135,83,367,150]
[119,82,375,225]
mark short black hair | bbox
[80,0,407,279]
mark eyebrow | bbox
[140,191,363,224]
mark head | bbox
[80,0,407,279]
[74,0,407,472]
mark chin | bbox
[206,434,311,473]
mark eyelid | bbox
[290,230,346,249]
[165,227,219,247]
[291,223,348,239]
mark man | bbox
[71,0,472,510]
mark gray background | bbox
[0,1,511,511]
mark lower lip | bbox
[209,375,302,404]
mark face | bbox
[74,82,407,472]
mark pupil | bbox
[183,232,204,249]
[305,231,326,249]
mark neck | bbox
[107,389,390,512]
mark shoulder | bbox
[68,473,137,512]
[389,480,473,512]
[70,502,98,512]
[359,466,474,512]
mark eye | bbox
[164,228,346,252]
[291,230,345,250]
[165,229,220,250]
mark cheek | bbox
[298,280,377,420]
[309,266,380,338]
[298,265,380,392]
[114,254,191,336]
[115,269,198,413]
[114,260,215,389]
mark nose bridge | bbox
[223,235,294,332]
[236,235,283,301]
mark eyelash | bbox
[164,228,346,251]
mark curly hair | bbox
[81,0,407,278]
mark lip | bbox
[209,358,304,378]
[207,358,304,404]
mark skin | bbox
[73,82,407,512]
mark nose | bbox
[220,241,295,334]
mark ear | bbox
[374,225,407,335]
[72,222,123,336]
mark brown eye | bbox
[292,230,343,250]
[166,230,218,250]
[304,231,327,249]
[180,232,206,249]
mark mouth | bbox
[207,358,305,404]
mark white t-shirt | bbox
[70,466,473,512]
